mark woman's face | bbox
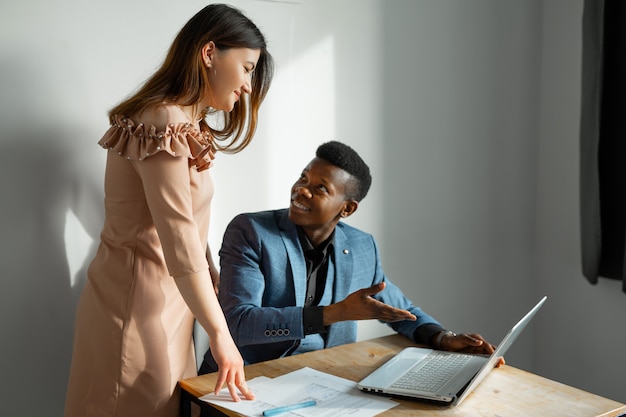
[206,46,261,112]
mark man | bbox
[200,141,497,373]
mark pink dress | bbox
[64,111,215,417]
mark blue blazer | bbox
[201,209,441,372]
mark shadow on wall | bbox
[0,54,103,416]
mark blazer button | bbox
[343,249,349,254]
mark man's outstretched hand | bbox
[323,282,417,325]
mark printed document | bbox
[200,367,398,417]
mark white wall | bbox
[378,1,543,363]
[0,1,623,416]
[533,0,626,403]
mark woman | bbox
[64,4,274,416]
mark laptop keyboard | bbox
[390,351,472,393]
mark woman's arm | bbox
[175,270,254,401]
[206,244,220,295]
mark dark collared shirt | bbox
[298,227,333,335]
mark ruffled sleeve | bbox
[98,115,215,172]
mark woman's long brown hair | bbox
[109,3,274,153]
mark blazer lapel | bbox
[332,224,353,300]
[326,224,357,346]
[278,210,307,306]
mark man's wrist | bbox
[433,330,456,350]
[322,303,343,326]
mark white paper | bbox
[199,367,398,417]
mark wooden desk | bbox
[180,334,626,417]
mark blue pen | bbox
[262,400,317,417]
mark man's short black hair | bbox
[316,141,372,201]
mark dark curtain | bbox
[580,0,626,292]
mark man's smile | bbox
[291,199,310,212]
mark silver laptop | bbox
[357,296,547,406]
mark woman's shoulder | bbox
[132,104,189,131]
[101,105,215,170]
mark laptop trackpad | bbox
[360,348,430,388]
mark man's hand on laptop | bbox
[435,331,506,367]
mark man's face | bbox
[288,158,353,242]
